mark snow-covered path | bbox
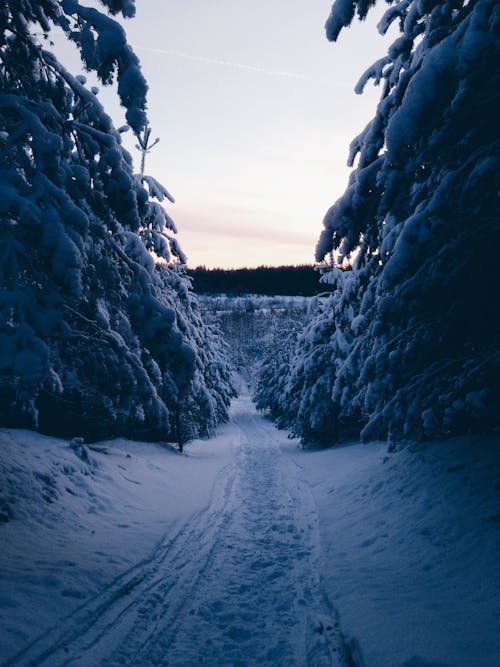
[5,396,350,667]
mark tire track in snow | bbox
[4,459,239,667]
[5,395,353,667]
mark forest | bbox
[188,265,332,296]
[0,0,497,446]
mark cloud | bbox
[135,46,349,87]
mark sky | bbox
[57,1,392,268]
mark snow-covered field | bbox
[0,393,498,666]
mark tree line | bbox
[188,265,332,296]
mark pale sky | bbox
[57,1,391,268]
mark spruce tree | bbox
[316,0,500,440]
[256,0,499,444]
[0,0,234,442]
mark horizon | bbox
[186,262,322,270]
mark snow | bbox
[0,425,236,663]
[1,396,499,666]
[283,435,500,667]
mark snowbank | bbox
[0,427,236,662]
[285,435,500,667]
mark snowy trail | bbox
[5,396,351,667]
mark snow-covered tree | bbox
[257,0,499,444]
[254,310,306,429]
[318,0,499,440]
[255,284,360,446]
[0,0,234,442]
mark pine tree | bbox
[257,0,499,445]
[0,0,234,442]
[255,313,305,430]
[317,0,500,441]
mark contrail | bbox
[135,45,348,87]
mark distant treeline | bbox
[187,265,331,296]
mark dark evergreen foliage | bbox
[0,0,234,444]
[256,0,500,445]
[188,265,331,297]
